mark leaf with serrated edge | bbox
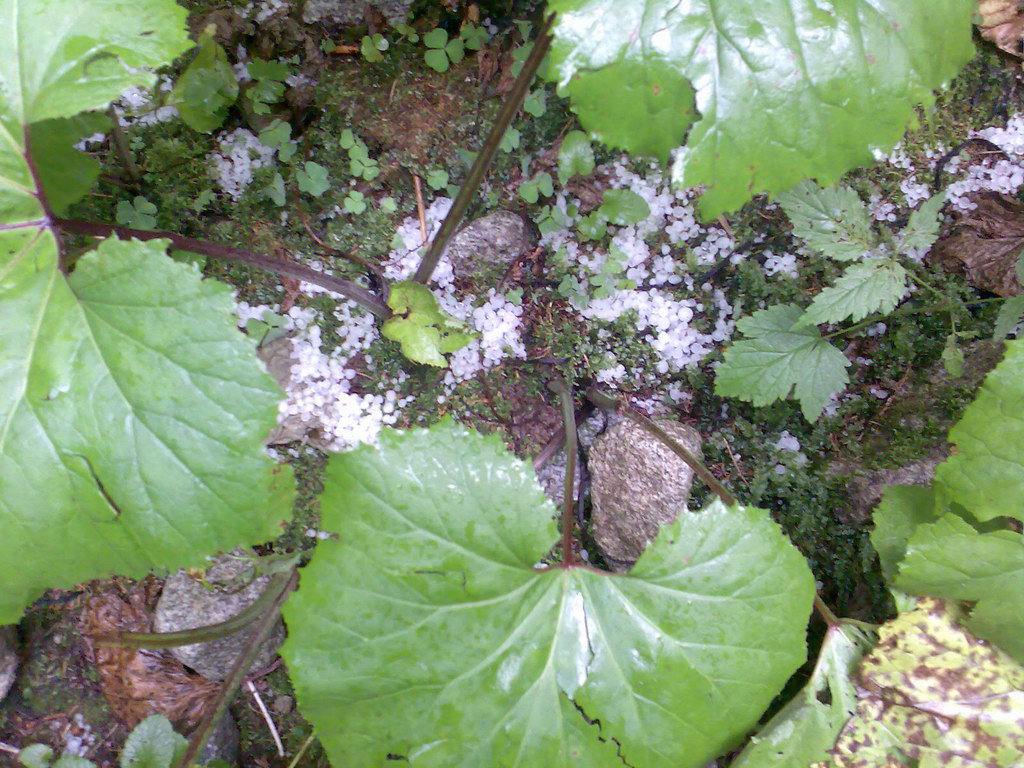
[934,338,1024,522]
[557,130,595,185]
[732,624,876,768]
[869,485,940,584]
[776,181,877,262]
[896,514,1024,663]
[798,260,908,327]
[0,0,293,622]
[898,193,946,254]
[715,304,850,421]
[547,0,973,219]
[820,598,1024,767]
[281,421,815,768]
[993,294,1024,340]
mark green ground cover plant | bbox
[2,0,1022,766]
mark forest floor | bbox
[2,2,1022,766]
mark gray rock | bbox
[257,338,334,450]
[534,411,614,508]
[196,712,240,767]
[154,555,286,681]
[838,446,948,526]
[445,211,535,280]
[0,625,18,703]
[302,0,412,25]
[589,418,702,571]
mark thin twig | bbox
[412,12,555,284]
[246,681,285,757]
[54,218,390,319]
[814,594,840,628]
[286,733,317,768]
[413,174,428,246]
[0,741,19,755]
[106,106,142,183]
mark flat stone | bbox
[0,625,18,703]
[153,555,286,682]
[195,712,240,767]
[445,211,535,280]
[302,0,412,25]
[589,418,702,571]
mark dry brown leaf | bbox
[978,0,1024,56]
[82,579,219,730]
[929,193,1024,296]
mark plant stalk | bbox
[92,568,295,649]
[411,12,555,284]
[548,378,579,567]
[54,218,390,319]
[175,566,298,768]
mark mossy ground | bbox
[6,4,1022,766]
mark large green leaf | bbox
[0,0,293,622]
[933,339,1024,522]
[715,304,850,421]
[869,485,939,583]
[896,514,1024,662]
[0,0,191,126]
[819,598,1024,767]
[281,421,815,768]
[732,624,876,768]
[546,0,974,218]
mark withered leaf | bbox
[818,597,1024,768]
[82,579,218,730]
[977,0,1024,56]
[930,193,1024,297]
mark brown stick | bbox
[548,378,579,567]
[55,218,390,319]
[413,174,428,246]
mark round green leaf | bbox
[547,0,975,218]
[424,48,450,73]
[168,32,239,133]
[557,130,595,185]
[282,421,815,767]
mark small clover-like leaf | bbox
[423,28,449,49]
[424,48,449,72]
[599,188,650,225]
[715,304,850,421]
[558,130,595,184]
[296,161,329,197]
[265,172,286,206]
[120,715,187,768]
[116,196,158,230]
[426,169,449,190]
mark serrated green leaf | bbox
[547,0,974,218]
[30,112,109,215]
[733,624,877,768]
[869,485,940,584]
[993,295,1024,340]
[942,331,965,378]
[798,260,908,327]
[896,514,1024,662]
[296,161,329,197]
[558,130,595,185]
[248,58,290,82]
[282,422,815,768]
[426,169,449,190]
[168,32,239,134]
[715,304,850,421]
[933,339,1024,522]
[0,235,294,622]
[598,188,650,225]
[0,0,191,125]
[898,193,946,254]
[120,715,187,768]
[776,181,877,261]
[823,598,1024,767]
[524,88,547,117]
